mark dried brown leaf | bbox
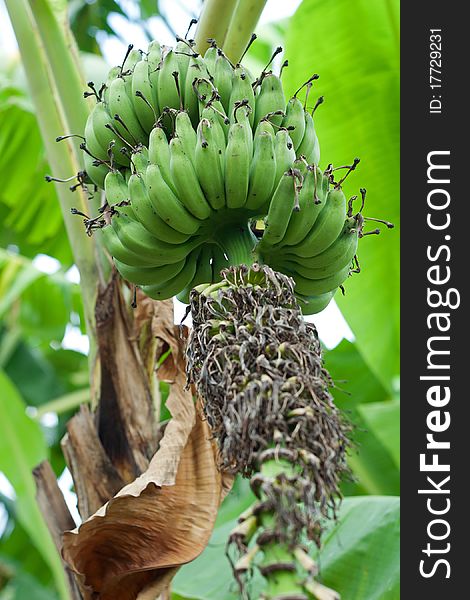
[62,290,233,598]
[63,411,221,600]
[132,294,172,382]
[95,277,158,480]
[151,299,187,383]
[62,405,125,519]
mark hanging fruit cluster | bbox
[71,37,390,311]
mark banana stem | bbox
[218,225,257,266]
[222,0,269,64]
[256,458,308,599]
[5,0,99,371]
[34,388,90,420]
[26,0,91,166]
[194,0,239,56]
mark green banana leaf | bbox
[324,340,399,495]
[0,97,66,258]
[0,569,59,600]
[359,399,400,469]
[172,496,399,600]
[0,371,68,599]
[0,249,81,345]
[284,0,400,392]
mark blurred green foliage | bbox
[0,1,399,598]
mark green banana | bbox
[254,119,275,139]
[253,73,285,129]
[147,42,162,109]
[169,136,212,220]
[104,170,128,204]
[83,152,108,189]
[174,110,197,164]
[131,148,149,177]
[101,223,164,267]
[122,46,142,74]
[148,126,177,194]
[229,66,255,127]
[283,239,356,279]
[224,121,250,208]
[108,77,147,146]
[237,62,255,85]
[102,66,120,105]
[121,70,134,104]
[147,41,162,72]
[146,163,202,234]
[195,119,225,210]
[318,167,330,200]
[176,245,213,303]
[213,50,234,114]
[288,188,347,258]
[104,170,135,219]
[292,156,309,178]
[289,262,351,296]
[285,218,358,275]
[274,129,296,189]
[282,96,306,152]
[114,257,186,286]
[245,131,276,211]
[128,171,164,231]
[202,42,218,76]
[77,40,372,313]
[297,111,319,164]
[297,289,336,315]
[311,133,320,166]
[128,173,190,243]
[194,77,227,123]
[183,54,210,126]
[280,165,325,247]
[131,59,156,133]
[83,105,110,164]
[192,75,213,117]
[201,106,230,141]
[111,213,200,263]
[201,105,229,155]
[233,104,253,159]
[174,40,191,100]
[85,102,129,167]
[141,248,199,300]
[259,169,298,247]
[157,48,181,112]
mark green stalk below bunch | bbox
[232,456,340,600]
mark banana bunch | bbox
[257,164,363,314]
[77,39,381,311]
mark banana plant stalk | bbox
[194,0,239,54]
[223,0,269,64]
[26,0,91,155]
[229,457,341,600]
[5,0,105,386]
